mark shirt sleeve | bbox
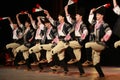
[103,24,112,42]
[81,26,88,40]
[66,14,73,24]
[10,24,14,30]
[88,13,94,24]
[48,17,55,25]
[113,6,120,15]
[31,21,36,29]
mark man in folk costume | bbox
[14,12,35,68]
[64,5,88,76]
[6,17,23,61]
[86,7,112,78]
[26,14,46,70]
[35,18,60,72]
[112,0,120,48]
[44,9,71,75]
[83,3,111,67]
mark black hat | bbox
[76,7,85,16]
[11,17,17,24]
[25,18,31,23]
[33,10,46,17]
[12,19,17,24]
[43,18,50,24]
[58,10,65,17]
[95,7,106,15]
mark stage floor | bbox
[0,65,120,80]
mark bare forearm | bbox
[113,0,118,7]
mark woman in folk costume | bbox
[86,6,112,78]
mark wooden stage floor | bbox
[0,65,120,80]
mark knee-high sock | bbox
[48,61,55,67]
[86,48,92,61]
[7,48,14,58]
[38,63,43,70]
[30,53,38,62]
[59,59,68,72]
[94,63,105,77]
[25,58,32,69]
[26,53,37,69]
[76,61,85,75]
[65,47,75,60]
[14,52,22,66]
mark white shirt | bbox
[113,6,120,15]
[10,24,19,40]
[35,24,44,40]
[46,27,52,40]
[88,13,94,24]
[58,23,65,36]
[66,14,73,24]
[13,28,19,40]
[24,27,30,35]
[75,22,83,37]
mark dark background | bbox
[0,0,120,66]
